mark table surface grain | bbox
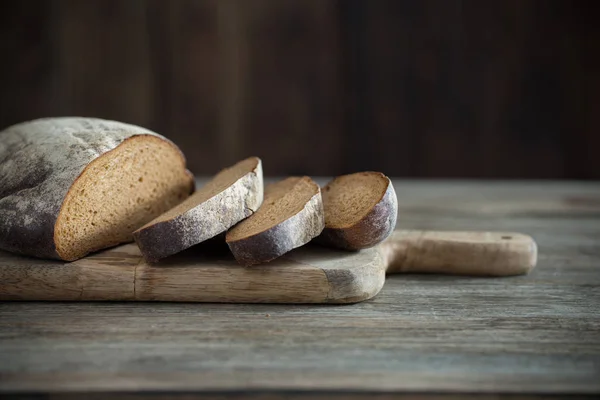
[1,179,599,398]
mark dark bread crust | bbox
[317,174,398,250]
[226,190,324,267]
[0,117,191,261]
[133,158,263,263]
[132,215,197,263]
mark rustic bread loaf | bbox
[0,117,194,261]
[133,157,263,262]
[317,172,397,250]
[226,176,324,266]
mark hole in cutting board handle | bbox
[501,236,512,240]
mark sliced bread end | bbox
[54,135,194,261]
[133,156,263,262]
[226,176,324,266]
[317,171,397,250]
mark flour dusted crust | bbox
[133,157,264,263]
[0,117,192,260]
[225,177,325,267]
[226,193,324,267]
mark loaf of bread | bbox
[133,157,263,262]
[0,117,194,261]
[317,171,397,250]
[226,176,324,266]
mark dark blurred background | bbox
[0,0,598,178]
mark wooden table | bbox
[1,180,599,399]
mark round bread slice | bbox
[226,176,324,266]
[0,117,194,261]
[317,171,397,250]
[133,157,263,262]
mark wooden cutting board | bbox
[0,230,537,304]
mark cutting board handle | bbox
[380,230,537,276]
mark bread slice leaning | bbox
[0,117,194,261]
[226,176,324,266]
[317,172,397,250]
[133,157,263,262]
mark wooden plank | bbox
[0,243,383,303]
[237,0,343,176]
[0,180,598,396]
[359,0,593,178]
[163,0,222,174]
[53,0,154,128]
[215,0,247,166]
[144,0,177,137]
[562,1,600,179]
[0,228,537,302]
[0,269,599,392]
[1,394,596,400]
[2,393,595,400]
[1,369,599,395]
[2,0,597,179]
[0,0,59,128]
[151,0,344,175]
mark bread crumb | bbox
[266,313,270,317]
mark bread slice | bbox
[0,117,194,261]
[317,172,397,250]
[226,176,324,266]
[133,157,263,262]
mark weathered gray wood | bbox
[0,180,599,397]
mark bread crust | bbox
[133,159,263,263]
[0,117,191,260]
[318,175,398,250]
[226,190,324,266]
